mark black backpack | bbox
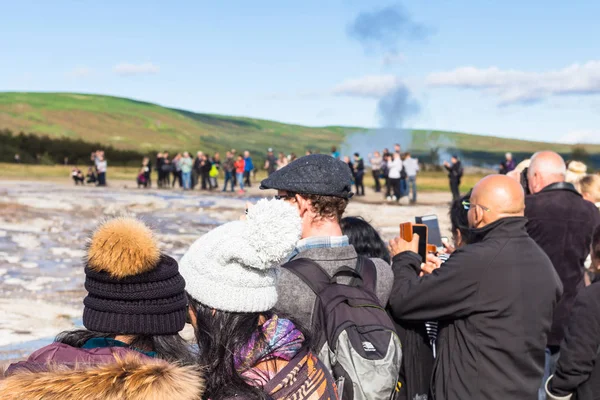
[285,257,402,400]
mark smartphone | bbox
[412,224,429,261]
[416,215,443,248]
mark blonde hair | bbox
[566,161,588,184]
[579,174,600,203]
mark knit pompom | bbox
[87,217,160,278]
[245,199,302,270]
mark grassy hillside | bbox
[1,92,599,165]
[0,92,352,157]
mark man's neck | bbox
[302,220,343,239]
[541,178,565,190]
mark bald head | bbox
[469,175,525,228]
[527,151,566,194]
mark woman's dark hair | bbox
[340,216,390,263]
[449,191,474,247]
[188,295,273,400]
[55,329,195,364]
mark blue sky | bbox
[2,0,600,143]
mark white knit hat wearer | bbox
[179,199,301,313]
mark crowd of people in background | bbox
[66,145,600,220]
[338,144,421,203]
[70,150,105,186]
[5,149,600,400]
[146,149,259,193]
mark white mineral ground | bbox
[0,180,453,365]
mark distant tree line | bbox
[0,129,149,166]
[2,128,598,170]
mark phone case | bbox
[399,222,413,242]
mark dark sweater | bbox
[525,182,600,346]
[548,277,600,400]
[388,217,563,400]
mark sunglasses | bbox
[462,200,491,212]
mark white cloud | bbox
[67,66,93,78]
[113,62,160,76]
[332,75,403,98]
[559,130,600,144]
[426,61,600,106]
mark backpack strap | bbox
[358,257,378,294]
[284,258,332,295]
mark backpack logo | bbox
[362,341,376,352]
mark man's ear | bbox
[473,206,484,227]
[296,195,310,218]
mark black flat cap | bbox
[260,154,354,199]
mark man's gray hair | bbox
[528,151,567,177]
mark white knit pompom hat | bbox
[179,199,302,313]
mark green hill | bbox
[1,92,599,165]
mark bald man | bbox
[525,151,600,399]
[388,175,563,400]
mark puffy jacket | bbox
[1,342,203,400]
[525,182,600,346]
[388,217,563,400]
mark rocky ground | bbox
[0,180,453,364]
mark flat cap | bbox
[260,154,354,199]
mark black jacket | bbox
[200,159,212,174]
[548,277,600,400]
[444,161,462,181]
[355,158,365,174]
[525,182,600,346]
[388,217,563,400]
[193,157,202,173]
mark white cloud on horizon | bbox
[113,62,160,76]
[427,61,600,106]
[559,129,600,144]
[67,66,93,78]
[332,74,404,98]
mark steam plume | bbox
[347,3,428,54]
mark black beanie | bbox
[82,218,187,335]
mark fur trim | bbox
[87,217,160,278]
[0,355,204,400]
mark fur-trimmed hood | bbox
[0,354,204,400]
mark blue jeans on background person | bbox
[97,172,106,186]
[182,171,191,190]
[408,175,417,202]
[237,172,245,191]
[538,348,560,400]
[400,178,408,197]
[223,171,234,192]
